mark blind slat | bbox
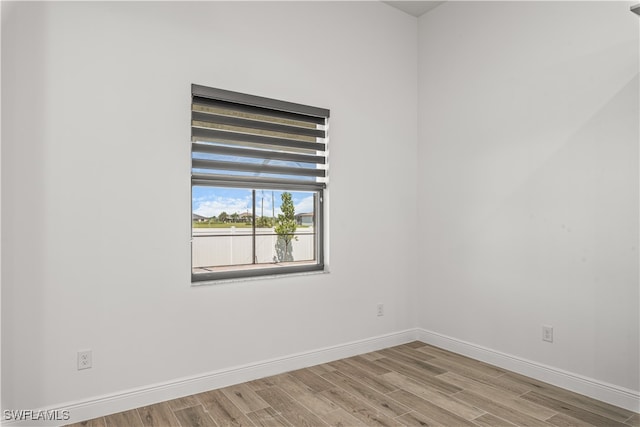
[192,173,326,191]
[192,111,326,139]
[192,143,326,165]
[192,158,326,178]
[192,127,325,152]
[193,96,327,125]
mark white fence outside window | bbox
[192,227,315,268]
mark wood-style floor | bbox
[67,342,639,427]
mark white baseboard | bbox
[6,327,638,426]
[3,329,418,426]
[416,328,640,413]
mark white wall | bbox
[1,1,418,412]
[418,0,639,394]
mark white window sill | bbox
[191,269,330,287]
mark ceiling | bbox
[383,1,446,17]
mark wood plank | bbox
[343,355,391,375]
[421,353,501,382]
[386,389,478,427]
[272,373,340,416]
[386,345,437,362]
[415,345,505,378]
[270,373,311,393]
[395,411,444,426]
[378,348,447,376]
[196,389,255,427]
[167,395,203,411]
[416,346,506,378]
[546,412,597,427]
[476,373,535,395]
[372,357,462,395]
[221,383,270,413]
[454,390,552,427]
[321,371,411,418]
[626,413,640,427]
[329,359,398,394]
[521,391,629,427]
[307,363,337,376]
[65,417,107,427]
[505,372,636,423]
[472,413,518,427]
[319,408,368,427]
[246,407,292,427]
[358,351,386,361]
[173,405,218,427]
[381,371,485,420]
[246,376,279,392]
[256,385,328,427]
[405,341,427,349]
[104,410,144,427]
[437,372,557,420]
[319,387,403,427]
[137,402,180,427]
[289,368,334,393]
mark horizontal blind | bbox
[191,85,329,190]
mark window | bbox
[191,84,329,282]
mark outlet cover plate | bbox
[78,350,92,370]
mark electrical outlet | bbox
[377,304,384,317]
[77,350,92,370]
[542,326,553,343]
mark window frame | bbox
[190,85,328,283]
